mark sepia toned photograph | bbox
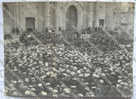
[3,2,134,97]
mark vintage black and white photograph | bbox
[3,2,134,97]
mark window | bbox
[25,17,35,31]
[99,19,104,27]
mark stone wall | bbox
[3,2,134,34]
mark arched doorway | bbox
[66,5,78,30]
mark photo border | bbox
[0,0,135,99]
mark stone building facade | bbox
[3,2,134,34]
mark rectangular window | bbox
[99,19,104,27]
[25,17,35,31]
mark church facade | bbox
[3,2,134,34]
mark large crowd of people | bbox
[5,27,133,96]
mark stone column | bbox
[92,2,97,28]
[86,3,90,28]
[56,3,61,31]
[46,2,50,27]
[41,3,46,32]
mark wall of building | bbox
[3,2,134,35]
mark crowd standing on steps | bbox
[5,26,133,96]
